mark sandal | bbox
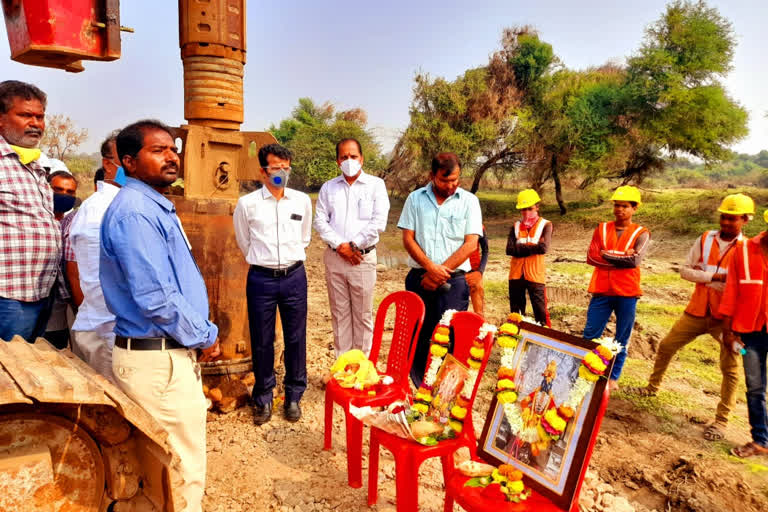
[623,386,657,397]
[703,423,726,441]
[731,442,768,458]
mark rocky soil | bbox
[202,229,768,512]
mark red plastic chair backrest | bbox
[450,311,494,423]
[369,291,425,386]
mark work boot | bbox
[253,402,272,425]
[284,401,301,422]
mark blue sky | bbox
[0,0,765,155]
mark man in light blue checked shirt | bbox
[397,152,483,387]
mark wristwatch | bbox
[349,241,359,252]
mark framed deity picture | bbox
[478,322,613,510]
[428,354,469,423]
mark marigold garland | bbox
[410,310,496,441]
[492,314,620,449]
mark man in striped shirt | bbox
[0,80,60,342]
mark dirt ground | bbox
[202,223,768,512]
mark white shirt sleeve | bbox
[313,183,345,249]
[679,237,713,284]
[352,178,390,249]
[233,198,250,259]
[302,193,313,249]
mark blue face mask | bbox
[268,168,289,188]
[114,166,127,186]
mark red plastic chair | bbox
[323,290,425,488]
[443,385,611,512]
[367,311,493,512]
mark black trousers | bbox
[508,278,550,327]
[246,264,308,407]
[405,269,470,388]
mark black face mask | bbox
[53,193,77,214]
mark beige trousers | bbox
[647,312,740,425]
[71,330,115,384]
[112,346,207,512]
[324,247,377,357]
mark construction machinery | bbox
[3,0,272,403]
[0,337,184,510]
[1,0,275,508]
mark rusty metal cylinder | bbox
[179,0,246,129]
[182,55,244,128]
[172,196,251,367]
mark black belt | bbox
[330,244,376,255]
[115,336,184,351]
[250,261,303,277]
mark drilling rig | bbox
[1,1,272,508]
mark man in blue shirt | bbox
[100,120,220,512]
[398,152,483,387]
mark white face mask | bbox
[340,159,362,177]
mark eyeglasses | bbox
[265,166,291,173]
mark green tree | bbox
[269,98,386,189]
[388,28,549,194]
[624,0,747,161]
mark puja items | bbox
[329,349,380,390]
[464,463,531,503]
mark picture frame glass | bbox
[478,324,606,505]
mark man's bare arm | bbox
[442,234,479,270]
[66,261,84,307]
[402,229,451,283]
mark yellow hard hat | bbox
[516,189,541,209]
[717,193,755,216]
[610,185,641,205]
[764,209,768,224]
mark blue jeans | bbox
[0,296,52,342]
[246,264,308,407]
[741,330,768,447]
[405,269,469,388]
[583,295,638,380]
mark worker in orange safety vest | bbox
[719,209,768,459]
[627,194,753,441]
[582,186,650,392]
[506,189,552,326]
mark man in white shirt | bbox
[233,143,312,425]
[68,133,121,382]
[314,138,390,357]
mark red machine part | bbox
[2,0,124,72]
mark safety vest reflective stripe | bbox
[598,223,642,253]
[740,240,764,284]
[623,226,644,252]
[514,219,548,244]
[701,231,725,274]
[601,222,608,248]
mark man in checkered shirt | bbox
[0,80,61,342]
